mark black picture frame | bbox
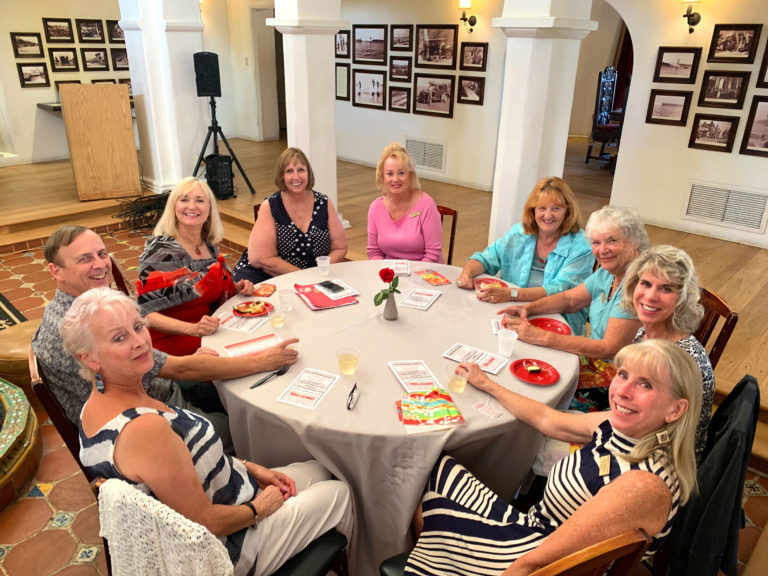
[389,56,412,83]
[415,25,458,70]
[688,113,740,153]
[17,62,50,88]
[707,24,762,64]
[335,63,350,101]
[42,18,74,43]
[92,79,116,84]
[652,47,702,84]
[81,48,109,71]
[335,30,350,59]
[645,89,693,126]
[757,42,768,89]
[111,48,129,70]
[388,86,411,113]
[107,20,125,43]
[48,48,80,72]
[390,25,413,52]
[413,73,455,118]
[352,68,386,110]
[739,96,768,158]
[353,25,387,65]
[459,42,488,72]
[10,33,43,58]
[118,78,133,97]
[698,70,750,109]
[76,19,105,44]
[457,76,485,106]
[55,80,81,101]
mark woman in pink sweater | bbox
[367,142,445,263]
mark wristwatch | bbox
[510,287,518,300]
[244,501,259,524]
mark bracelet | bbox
[243,500,259,523]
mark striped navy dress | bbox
[80,405,261,575]
[405,420,680,575]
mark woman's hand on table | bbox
[477,285,512,304]
[458,362,495,393]
[498,304,529,321]
[260,338,300,370]
[193,315,220,337]
[194,346,220,357]
[235,279,255,296]
[502,316,549,346]
[455,272,474,290]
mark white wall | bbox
[607,0,768,248]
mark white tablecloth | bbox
[205,261,578,575]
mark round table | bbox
[205,260,578,576]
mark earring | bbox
[95,373,105,394]
[656,429,670,445]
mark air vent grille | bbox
[684,182,768,233]
[406,138,445,172]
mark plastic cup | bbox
[278,289,295,311]
[498,329,518,357]
[444,365,467,394]
[316,256,331,276]
[336,347,360,376]
[269,308,286,328]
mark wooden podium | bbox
[60,83,140,201]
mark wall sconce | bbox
[682,0,701,34]
[459,0,477,34]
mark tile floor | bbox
[0,227,766,574]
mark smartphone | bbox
[318,280,345,293]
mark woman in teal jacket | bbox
[456,177,594,334]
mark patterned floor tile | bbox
[72,544,102,564]
[49,511,75,529]
[0,544,10,561]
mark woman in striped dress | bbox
[406,340,701,575]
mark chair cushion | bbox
[379,552,409,576]
[272,529,347,576]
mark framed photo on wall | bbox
[118,78,133,96]
[707,24,762,63]
[457,76,485,105]
[739,96,768,158]
[389,56,412,83]
[55,80,80,101]
[42,18,74,43]
[688,113,740,153]
[652,47,701,84]
[107,20,125,43]
[17,63,50,88]
[698,71,750,109]
[76,19,105,44]
[335,30,350,59]
[111,48,129,70]
[389,86,411,113]
[10,33,43,58]
[390,25,413,52]
[335,63,350,101]
[413,73,455,118]
[352,68,386,110]
[460,42,488,72]
[353,25,387,65]
[48,48,80,72]
[81,48,109,71]
[415,25,458,70]
[92,79,116,84]
[645,89,692,126]
[757,43,768,89]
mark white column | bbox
[489,0,597,242]
[267,0,347,212]
[118,0,209,192]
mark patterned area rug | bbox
[0,293,25,330]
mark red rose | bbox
[379,268,396,283]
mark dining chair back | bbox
[585,66,622,168]
[436,204,458,265]
[109,255,133,297]
[694,287,738,370]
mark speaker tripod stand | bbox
[193,96,255,195]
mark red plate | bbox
[510,359,560,386]
[232,301,274,317]
[529,317,572,335]
[473,277,508,289]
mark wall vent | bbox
[683,181,768,233]
[405,137,446,173]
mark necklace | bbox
[193,242,202,256]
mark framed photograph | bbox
[16,63,50,88]
[111,48,129,70]
[652,47,702,84]
[739,96,768,158]
[645,89,693,126]
[413,73,455,118]
[757,43,768,89]
[48,48,80,72]
[707,24,762,63]
[390,25,413,52]
[335,63,350,101]
[352,68,386,110]
[76,19,105,44]
[335,30,350,59]
[81,48,109,71]
[118,78,133,97]
[92,79,116,84]
[415,25,458,70]
[457,76,485,105]
[55,80,80,101]
[688,113,740,153]
[107,20,125,43]
[460,42,488,72]
[388,86,411,113]
[10,33,43,58]
[389,56,412,83]
[42,18,74,43]
[698,71,750,109]
[353,25,387,65]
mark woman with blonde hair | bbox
[367,142,444,262]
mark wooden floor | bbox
[1,137,765,408]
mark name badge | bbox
[598,454,611,476]
[409,211,421,218]
[601,292,606,305]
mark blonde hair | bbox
[521,177,582,235]
[375,142,421,193]
[153,177,225,244]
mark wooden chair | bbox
[585,66,621,167]
[694,287,738,370]
[109,255,133,297]
[436,204,458,265]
